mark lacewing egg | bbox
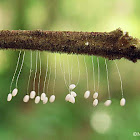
[43,97,48,104]
[70,91,77,97]
[65,94,71,101]
[41,93,46,100]
[35,96,40,104]
[69,84,76,90]
[104,100,112,106]
[12,88,18,97]
[30,91,36,99]
[23,95,30,103]
[7,93,12,101]
[93,99,98,107]
[84,90,90,99]
[93,92,98,99]
[49,95,56,103]
[120,98,126,106]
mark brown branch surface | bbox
[0,28,140,62]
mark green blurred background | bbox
[0,0,140,140]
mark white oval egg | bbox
[30,91,36,99]
[65,94,71,101]
[69,84,76,90]
[43,97,48,104]
[120,98,126,106]
[70,91,77,97]
[93,99,98,107]
[104,100,112,106]
[49,95,55,103]
[69,95,75,104]
[7,93,12,101]
[84,90,90,99]
[12,88,18,96]
[93,92,98,99]
[35,96,40,104]
[41,93,46,100]
[23,95,30,103]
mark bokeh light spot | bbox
[90,111,112,134]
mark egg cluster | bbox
[7,51,126,107]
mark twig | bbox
[0,28,140,62]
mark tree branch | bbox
[0,28,140,62]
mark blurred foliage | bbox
[0,0,140,140]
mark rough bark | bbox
[0,28,140,62]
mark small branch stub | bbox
[0,28,140,62]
